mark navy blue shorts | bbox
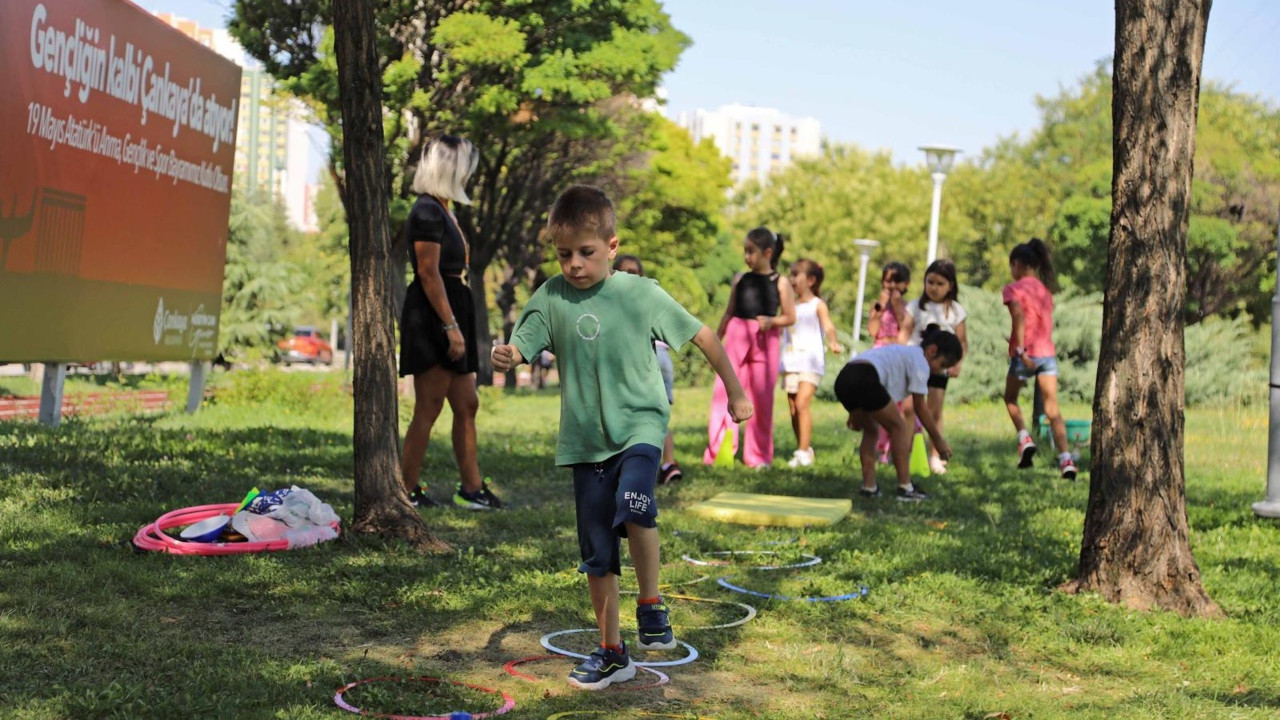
[572,443,661,577]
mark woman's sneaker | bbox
[408,484,440,508]
[636,601,676,650]
[568,643,635,690]
[453,481,502,510]
[658,462,683,484]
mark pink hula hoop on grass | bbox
[131,502,339,555]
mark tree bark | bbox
[1064,0,1218,616]
[332,0,446,551]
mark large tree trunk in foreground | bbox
[1063,0,1218,616]
[333,0,446,550]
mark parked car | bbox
[277,326,333,365]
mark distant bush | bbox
[212,368,350,415]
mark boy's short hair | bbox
[548,185,616,243]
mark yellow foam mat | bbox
[686,492,852,527]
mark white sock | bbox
[900,483,914,492]
[1059,451,1072,462]
[1017,429,1031,442]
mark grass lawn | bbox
[2,369,1278,719]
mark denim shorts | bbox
[656,345,674,405]
[572,443,661,577]
[1009,355,1059,380]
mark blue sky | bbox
[136,0,1279,165]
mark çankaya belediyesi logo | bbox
[153,297,165,344]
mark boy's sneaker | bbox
[635,601,676,650]
[407,484,439,508]
[858,485,882,498]
[1060,456,1078,481]
[658,462,683,484]
[787,448,815,468]
[568,642,635,690]
[453,481,502,510]
[1017,435,1038,468]
[896,484,929,502]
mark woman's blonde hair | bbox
[411,135,480,204]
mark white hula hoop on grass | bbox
[540,628,699,667]
[681,550,822,570]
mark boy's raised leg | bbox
[627,524,675,650]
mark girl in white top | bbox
[898,259,968,474]
[780,259,843,467]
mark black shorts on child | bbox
[572,443,661,577]
[834,362,892,413]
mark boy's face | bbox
[555,232,618,289]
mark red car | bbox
[277,326,334,365]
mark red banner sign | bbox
[0,0,240,361]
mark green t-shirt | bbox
[511,272,704,466]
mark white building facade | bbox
[678,104,821,185]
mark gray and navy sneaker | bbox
[636,600,676,650]
[567,642,635,690]
[453,481,502,510]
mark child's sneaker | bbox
[896,484,929,502]
[407,484,439,508]
[453,480,502,510]
[1059,456,1078,481]
[658,462,683,484]
[635,600,676,650]
[858,485,882,498]
[786,448,815,468]
[1017,434,1037,469]
[568,642,635,690]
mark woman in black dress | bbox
[400,135,501,510]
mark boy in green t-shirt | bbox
[492,185,752,690]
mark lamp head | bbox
[918,144,961,175]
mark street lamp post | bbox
[919,144,961,267]
[851,238,880,356]
[1254,212,1280,518]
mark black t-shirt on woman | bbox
[405,194,466,275]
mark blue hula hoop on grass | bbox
[716,575,869,603]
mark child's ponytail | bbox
[920,323,963,365]
[1010,238,1056,290]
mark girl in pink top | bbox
[1002,238,1076,480]
[865,261,911,463]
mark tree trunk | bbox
[469,271,494,386]
[1063,0,1218,616]
[332,0,447,551]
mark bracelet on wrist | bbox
[442,322,459,332]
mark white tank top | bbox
[780,297,825,375]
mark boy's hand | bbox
[728,394,754,423]
[490,344,523,372]
[933,437,952,461]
